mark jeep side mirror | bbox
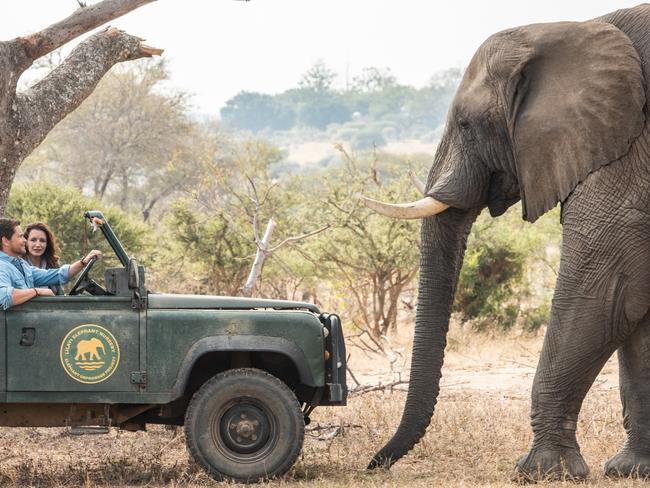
[128,258,140,290]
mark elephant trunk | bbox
[368,207,478,469]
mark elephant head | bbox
[364,18,646,469]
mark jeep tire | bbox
[185,368,305,482]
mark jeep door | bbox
[5,296,141,396]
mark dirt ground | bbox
[0,327,633,487]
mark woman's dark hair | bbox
[24,222,61,268]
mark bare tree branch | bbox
[408,169,426,195]
[17,27,163,158]
[242,218,276,297]
[247,176,262,244]
[16,0,156,61]
[267,224,330,253]
[347,364,361,387]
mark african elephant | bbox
[361,4,650,481]
[75,338,105,361]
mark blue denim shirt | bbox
[0,251,70,310]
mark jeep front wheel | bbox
[184,368,304,482]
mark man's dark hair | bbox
[0,218,20,242]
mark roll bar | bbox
[84,210,130,267]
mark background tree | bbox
[351,66,397,93]
[405,68,463,129]
[33,60,204,221]
[298,60,337,93]
[221,91,295,132]
[152,137,325,296]
[307,149,424,338]
[157,201,253,295]
[0,0,162,214]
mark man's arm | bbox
[0,268,54,310]
[31,250,103,287]
[0,268,15,310]
[11,287,54,307]
[68,250,103,279]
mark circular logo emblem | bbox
[60,325,120,384]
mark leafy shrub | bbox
[7,183,149,273]
[455,241,527,332]
[454,205,561,332]
[157,200,252,296]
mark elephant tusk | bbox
[359,195,450,219]
[408,170,426,196]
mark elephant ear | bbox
[502,21,645,222]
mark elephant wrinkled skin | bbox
[364,4,650,481]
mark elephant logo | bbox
[75,338,105,361]
[60,324,120,384]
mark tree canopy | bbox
[220,61,463,137]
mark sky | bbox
[1,0,645,116]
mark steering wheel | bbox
[69,256,98,296]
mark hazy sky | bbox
[1,1,645,115]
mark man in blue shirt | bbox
[0,218,102,310]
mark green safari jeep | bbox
[1,211,347,482]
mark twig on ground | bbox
[516,342,540,360]
[157,429,183,457]
[505,359,537,369]
[305,422,363,441]
[349,379,409,397]
[306,422,363,433]
[346,359,361,387]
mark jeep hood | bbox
[147,294,320,313]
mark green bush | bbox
[454,205,561,332]
[455,243,525,329]
[157,200,252,296]
[6,183,150,274]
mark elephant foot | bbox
[604,449,650,479]
[512,448,589,482]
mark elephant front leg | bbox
[604,315,650,478]
[513,292,621,482]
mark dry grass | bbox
[0,328,639,487]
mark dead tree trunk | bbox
[0,0,161,214]
[242,219,276,297]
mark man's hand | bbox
[35,288,55,297]
[82,249,103,265]
[69,249,103,278]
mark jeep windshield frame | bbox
[84,210,130,267]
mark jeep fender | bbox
[170,335,318,397]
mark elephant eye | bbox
[459,120,471,131]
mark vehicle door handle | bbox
[20,328,35,346]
